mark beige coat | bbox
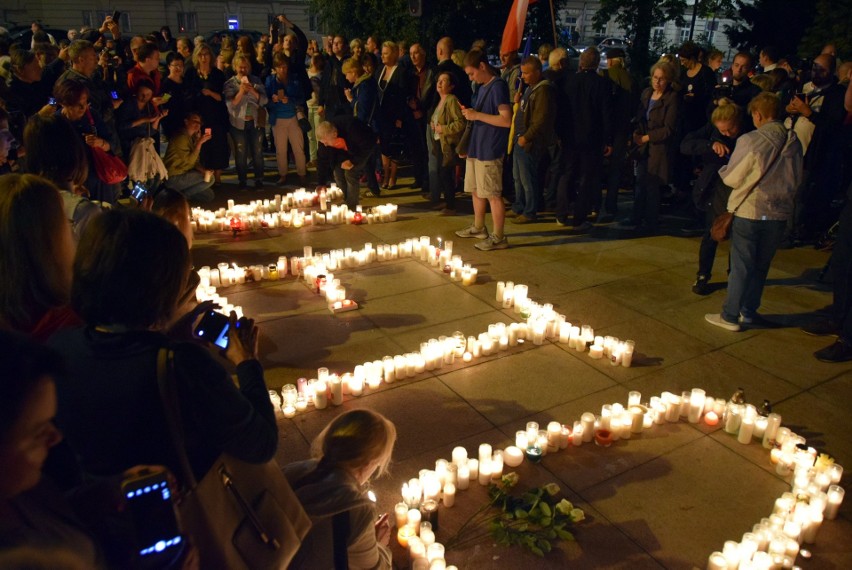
[431,94,466,166]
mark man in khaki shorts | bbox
[455,50,512,251]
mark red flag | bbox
[500,0,530,57]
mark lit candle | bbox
[442,483,456,507]
[704,411,719,426]
[394,502,409,528]
[451,446,468,467]
[457,464,470,490]
[397,525,415,548]
[825,485,845,519]
[688,388,705,423]
[502,446,524,467]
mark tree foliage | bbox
[308,0,561,56]
[592,0,687,79]
[798,0,852,60]
[723,0,814,62]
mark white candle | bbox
[408,509,422,529]
[467,458,479,480]
[478,443,492,463]
[502,446,524,467]
[737,415,754,444]
[394,502,409,528]
[825,484,845,519]
[313,381,328,409]
[442,483,456,507]
[688,388,705,423]
[581,413,596,442]
[762,413,783,448]
[706,552,727,570]
[457,464,470,490]
[451,446,468,466]
[491,453,503,479]
[478,459,492,485]
[329,375,343,405]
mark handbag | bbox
[156,349,311,569]
[91,145,129,184]
[85,108,128,184]
[710,136,785,243]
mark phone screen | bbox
[130,182,148,202]
[48,97,57,105]
[122,471,182,558]
[194,310,231,349]
[110,90,119,100]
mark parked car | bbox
[9,27,68,48]
[597,37,631,51]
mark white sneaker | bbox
[475,235,509,251]
[455,224,489,239]
[705,313,741,332]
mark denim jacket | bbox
[224,74,268,130]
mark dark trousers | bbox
[632,159,661,229]
[569,148,604,226]
[834,200,852,341]
[430,140,457,208]
[603,130,630,215]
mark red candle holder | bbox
[352,212,364,225]
[594,429,614,447]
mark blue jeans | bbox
[512,144,539,218]
[721,217,786,323]
[230,121,264,183]
[165,170,214,203]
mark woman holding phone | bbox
[47,209,277,487]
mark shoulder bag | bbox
[86,109,128,184]
[156,348,311,569]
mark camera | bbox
[121,468,183,564]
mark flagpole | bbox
[549,0,558,46]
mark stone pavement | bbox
[192,176,852,569]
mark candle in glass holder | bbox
[442,483,456,507]
[457,464,470,490]
[394,502,409,528]
[825,485,845,519]
[420,499,439,531]
[398,525,416,548]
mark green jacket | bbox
[520,79,557,154]
[163,132,201,176]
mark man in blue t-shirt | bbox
[454,51,512,251]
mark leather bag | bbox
[156,349,310,569]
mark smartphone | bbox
[159,92,172,103]
[205,127,212,136]
[194,310,233,349]
[121,468,182,561]
[48,97,57,105]
[112,10,121,22]
[110,90,119,100]
[130,181,148,202]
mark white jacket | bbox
[720,120,803,221]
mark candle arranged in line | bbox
[191,185,401,233]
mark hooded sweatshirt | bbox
[720,120,803,221]
[284,459,392,570]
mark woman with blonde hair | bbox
[681,98,745,295]
[185,43,230,184]
[285,409,396,569]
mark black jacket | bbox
[565,69,612,148]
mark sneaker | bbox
[455,224,489,239]
[439,208,456,216]
[512,214,536,224]
[814,339,852,363]
[692,275,711,296]
[475,234,509,251]
[361,189,381,198]
[801,319,840,337]
[739,313,778,327]
[555,218,569,227]
[705,313,741,332]
[571,221,594,233]
[504,210,519,218]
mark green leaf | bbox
[540,502,552,517]
[530,546,544,557]
[539,517,552,527]
[515,509,529,519]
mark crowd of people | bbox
[1,11,852,568]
